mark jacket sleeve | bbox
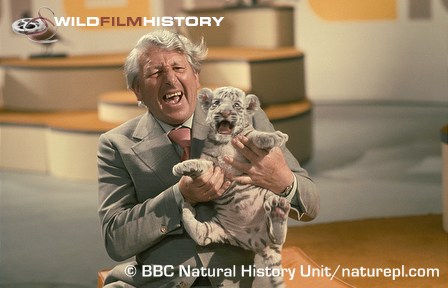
[97,134,183,261]
[253,109,320,222]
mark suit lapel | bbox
[131,113,180,184]
[191,105,209,159]
[131,105,210,184]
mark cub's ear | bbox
[245,94,260,115]
[197,88,214,111]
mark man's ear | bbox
[194,72,200,90]
[245,94,260,115]
[197,88,214,111]
[130,80,142,102]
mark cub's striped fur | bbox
[173,86,290,287]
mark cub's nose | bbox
[220,109,232,118]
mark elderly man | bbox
[98,30,319,287]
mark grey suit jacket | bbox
[98,104,319,287]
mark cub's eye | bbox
[211,100,221,107]
[233,102,242,109]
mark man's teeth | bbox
[165,92,182,99]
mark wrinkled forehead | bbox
[139,47,189,68]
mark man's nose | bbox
[164,69,178,86]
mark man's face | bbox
[133,47,200,126]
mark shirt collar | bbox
[156,114,194,134]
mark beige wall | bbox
[295,0,448,103]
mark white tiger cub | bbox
[172,86,291,288]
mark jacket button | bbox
[160,226,168,233]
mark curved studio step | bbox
[0,54,127,111]
[441,124,448,232]
[183,4,295,49]
[202,47,306,106]
[98,90,146,124]
[0,110,116,180]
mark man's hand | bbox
[224,135,294,194]
[179,166,231,204]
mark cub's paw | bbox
[173,159,213,178]
[253,131,289,150]
[264,195,291,222]
[182,202,197,218]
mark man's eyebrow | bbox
[143,59,185,73]
[171,58,188,66]
[144,62,162,71]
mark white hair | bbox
[124,30,207,90]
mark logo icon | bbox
[11,6,58,44]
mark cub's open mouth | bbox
[217,120,234,135]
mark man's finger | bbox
[209,167,224,191]
[217,181,232,197]
[231,136,259,162]
[194,166,214,188]
[237,135,269,158]
[232,175,253,185]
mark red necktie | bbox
[168,127,191,161]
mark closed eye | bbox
[173,66,186,72]
[144,70,162,78]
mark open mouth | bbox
[217,120,234,135]
[163,91,182,104]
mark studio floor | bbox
[0,102,447,287]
